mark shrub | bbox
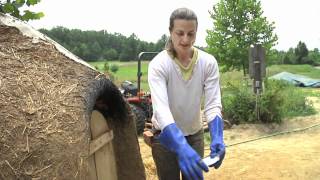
[222,82,256,124]
[222,79,315,125]
[104,62,110,72]
[281,86,316,117]
[110,64,119,73]
[258,80,287,123]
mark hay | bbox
[0,24,97,179]
[0,22,145,179]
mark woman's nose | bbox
[182,35,190,43]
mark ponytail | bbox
[165,36,177,58]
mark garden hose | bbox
[204,121,320,150]
[225,122,320,148]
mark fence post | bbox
[249,44,266,93]
[249,44,266,120]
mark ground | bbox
[139,93,320,180]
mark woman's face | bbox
[170,19,197,54]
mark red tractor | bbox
[120,52,158,135]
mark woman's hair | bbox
[165,8,198,57]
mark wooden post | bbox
[249,44,266,121]
[249,44,266,94]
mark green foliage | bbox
[103,48,118,60]
[0,0,44,21]
[294,41,309,64]
[282,48,295,64]
[258,80,288,123]
[110,64,119,73]
[40,27,165,61]
[308,48,320,65]
[280,85,316,117]
[222,82,256,124]
[301,88,320,98]
[278,43,320,65]
[104,62,109,72]
[282,55,292,64]
[222,79,316,125]
[154,34,168,51]
[206,0,278,74]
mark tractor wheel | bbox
[129,104,146,135]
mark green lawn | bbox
[88,61,150,90]
[88,61,320,92]
[267,64,320,79]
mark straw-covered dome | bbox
[0,13,145,180]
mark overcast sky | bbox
[28,0,320,51]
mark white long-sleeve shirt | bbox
[148,48,222,136]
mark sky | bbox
[27,0,320,51]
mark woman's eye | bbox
[176,32,184,36]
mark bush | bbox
[110,64,119,73]
[258,80,287,123]
[222,79,315,125]
[222,82,256,124]
[104,62,110,72]
[281,86,316,117]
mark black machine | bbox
[120,52,158,135]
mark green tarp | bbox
[269,72,320,88]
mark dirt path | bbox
[139,95,320,180]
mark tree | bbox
[308,48,320,65]
[283,55,291,64]
[206,0,278,74]
[155,34,168,51]
[267,49,282,65]
[0,0,44,21]
[283,48,295,64]
[40,27,168,61]
[294,41,308,64]
[103,48,118,60]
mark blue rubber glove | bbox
[158,123,209,180]
[208,116,226,169]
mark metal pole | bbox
[256,88,260,121]
[137,52,159,97]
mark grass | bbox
[267,64,320,79]
[300,88,320,97]
[88,61,320,92]
[88,61,150,90]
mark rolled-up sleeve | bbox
[148,60,175,130]
[203,58,222,123]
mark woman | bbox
[148,8,225,180]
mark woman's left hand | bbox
[208,116,226,169]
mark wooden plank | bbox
[90,110,117,180]
[88,155,98,180]
[89,130,114,155]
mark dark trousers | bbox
[151,129,204,180]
